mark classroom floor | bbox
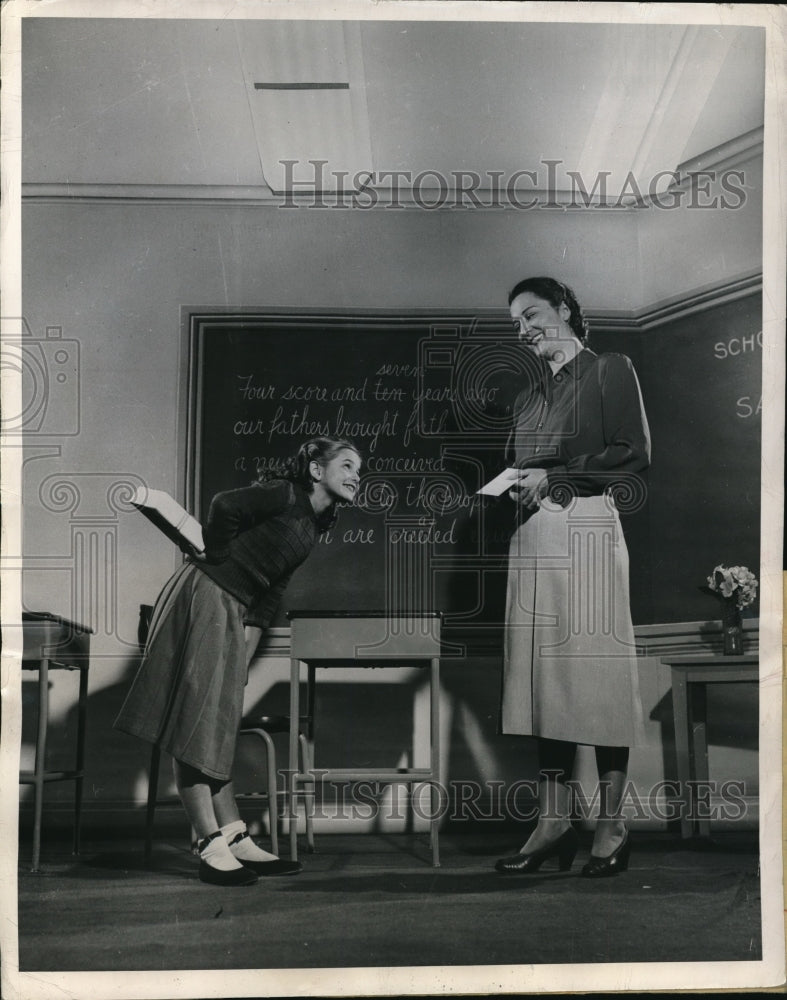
[16,829,761,971]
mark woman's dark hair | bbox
[256,437,361,530]
[507,276,590,344]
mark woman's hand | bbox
[509,469,548,509]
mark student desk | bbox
[18,612,93,871]
[287,612,442,866]
[661,652,759,839]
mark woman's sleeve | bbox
[505,383,547,467]
[546,353,651,497]
[202,480,293,563]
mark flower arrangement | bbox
[701,564,758,655]
[703,564,758,610]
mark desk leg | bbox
[305,664,316,853]
[73,663,89,856]
[145,746,161,863]
[690,682,711,838]
[288,658,300,862]
[32,659,50,872]
[430,657,441,868]
[671,668,693,839]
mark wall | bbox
[636,157,763,306]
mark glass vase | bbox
[720,599,744,656]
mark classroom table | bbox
[287,611,442,866]
[18,611,93,871]
[661,652,759,839]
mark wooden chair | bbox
[235,711,315,857]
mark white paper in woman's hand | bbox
[476,468,523,496]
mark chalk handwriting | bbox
[736,395,762,418]
[714,332,762,359]
[237,375,276,400]
[376,362,423,377]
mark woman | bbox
[495,277,650,878]
[116,437,362,886]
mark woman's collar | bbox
[554,347,597,379]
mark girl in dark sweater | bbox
[116,437,361,885]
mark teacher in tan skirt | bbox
[495,277,651,878]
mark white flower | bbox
[706,564,759,609]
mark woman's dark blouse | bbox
[196,480,321,628]
[507,349,651,504]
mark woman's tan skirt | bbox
[114,562,248,780]
[501,494,644,747]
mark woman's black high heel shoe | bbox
[495,826,579,874]
[580,831,631,878]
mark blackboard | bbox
[188,298,762,630]
[623,293,762,624]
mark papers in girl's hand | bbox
[475,468,523,496]
[131,486,205,552]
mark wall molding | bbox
[633,617,759,657]
[588,270,762,332]
[22,183,279,206]
[674,126,764,183]
[177,271,760,339]
[21,126,763,212]
[251,617,759,660]
[21,181,653,211]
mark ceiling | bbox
[22,17,765,200]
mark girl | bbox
[116,437,362,885]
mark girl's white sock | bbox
[220,819,279,863]
[199,830,244,871]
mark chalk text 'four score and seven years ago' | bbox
[233,373,500,451]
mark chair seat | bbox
[239,713,290,734]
